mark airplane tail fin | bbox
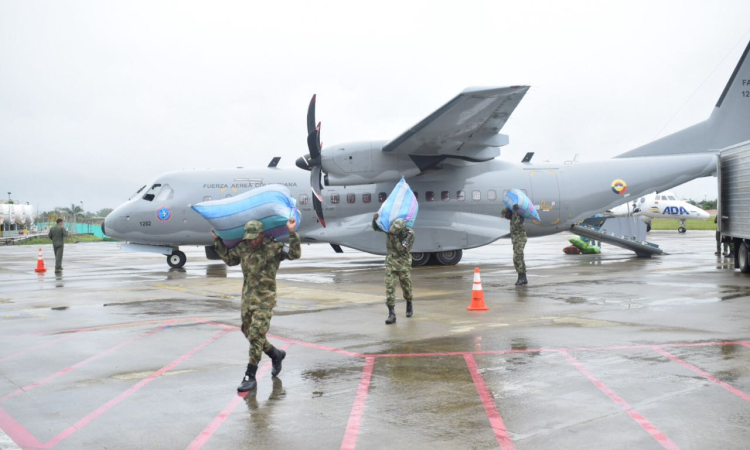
[617,39,750,158]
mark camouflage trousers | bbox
[385,267,412,307]
[241,299,274,365]
[512,237,527,274]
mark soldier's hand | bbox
[287,217,297,232]
[210,230,218,239]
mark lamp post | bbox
[80,201,84,233]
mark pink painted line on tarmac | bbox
[0,323,174,404]
[652,347,750,402]
[267,334,363,358]
[340,357,375,450]
[184,343,292,450]
[464,354,516,450]
[0,405,43,449]
[42,329,231,449]
[560,351,681,450]
[738,341,750,349]
[0,333,80,364]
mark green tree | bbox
[700,199,717,210]
[60,203,84,222]
[96,208,114,217]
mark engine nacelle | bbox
[320,140,422,185]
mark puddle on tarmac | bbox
[51,306,69,311]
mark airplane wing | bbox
[382,86,530,161]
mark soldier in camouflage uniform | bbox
[503,206,528,285]
[211,218,301,392]
[372,214,415,324]
[48,218,68,272]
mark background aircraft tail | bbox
[617,39,750,158]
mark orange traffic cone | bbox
[467,267,488,311]
[34,248,47,273]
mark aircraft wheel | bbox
[739,241,750,274]
[167,250,187,269]
[646,223,651,232]
[678,227,687,234]
[411,252,431,267]
[434,249,463,266]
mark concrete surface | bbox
[0,231,749,449]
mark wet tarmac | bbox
[1,231,749,449]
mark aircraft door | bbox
[529,170,561,226]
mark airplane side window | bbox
[668,196,676,200]
[472,190,481,201]
[299,194,309,205]
[363,193,372,204]
[347,193,356,204]
[488,190,497,201]
[441,191,450,201]
[142,183,162,202]
[426,191,435,202]
[457,190,466,201]
[203,196,212,201]
[378,192,387,203]
[330,193,340,204]
[640,198,645,203]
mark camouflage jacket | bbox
[372,218,415,271]
[48,226,68,246]
[510,213,527,242]
[214,232,301,307]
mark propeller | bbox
[304,94,326,227]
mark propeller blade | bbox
[310,166,323,202]
[313,195,326,228]
[307,94,316,135]
[307,125,322,161]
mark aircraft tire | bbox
[646,223,651,232]
[411,252,431,267]
[678,227,687,234]
[739,242,750,274]
[434,249,462,266]
[167,250,187,269]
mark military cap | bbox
[390,218,406,233]
[243,220,264,240]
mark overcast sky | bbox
[2,0,749,212]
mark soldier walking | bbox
[48,218,68,273]
[372,214,415,324]
[503,206,528,285]
[211,218,301,392]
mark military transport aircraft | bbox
[103,39,750,268]
[606,191,711,233]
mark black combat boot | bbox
[515,273,524,285]
[385,306,396,325]
[518,273,528,285]
[265,346,286,377]
[237,363,258,392]
[406,300,413,318]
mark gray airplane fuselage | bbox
[104,151,716,255]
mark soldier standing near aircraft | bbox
[211,218,301,392]
[48,218,68,273]
[503,206,528,285]
[373,214,415,325]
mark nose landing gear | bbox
[678,219,687,234]
[167,250,187,269]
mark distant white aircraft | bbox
[606,191,711,233]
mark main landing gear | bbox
[411,250,463,266]
[167,250,187,269]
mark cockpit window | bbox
[155,184,174,202]
[668,196,676,200]
[129,185,147,201]
[142,184,162,202]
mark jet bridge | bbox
[571,217,664,258]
